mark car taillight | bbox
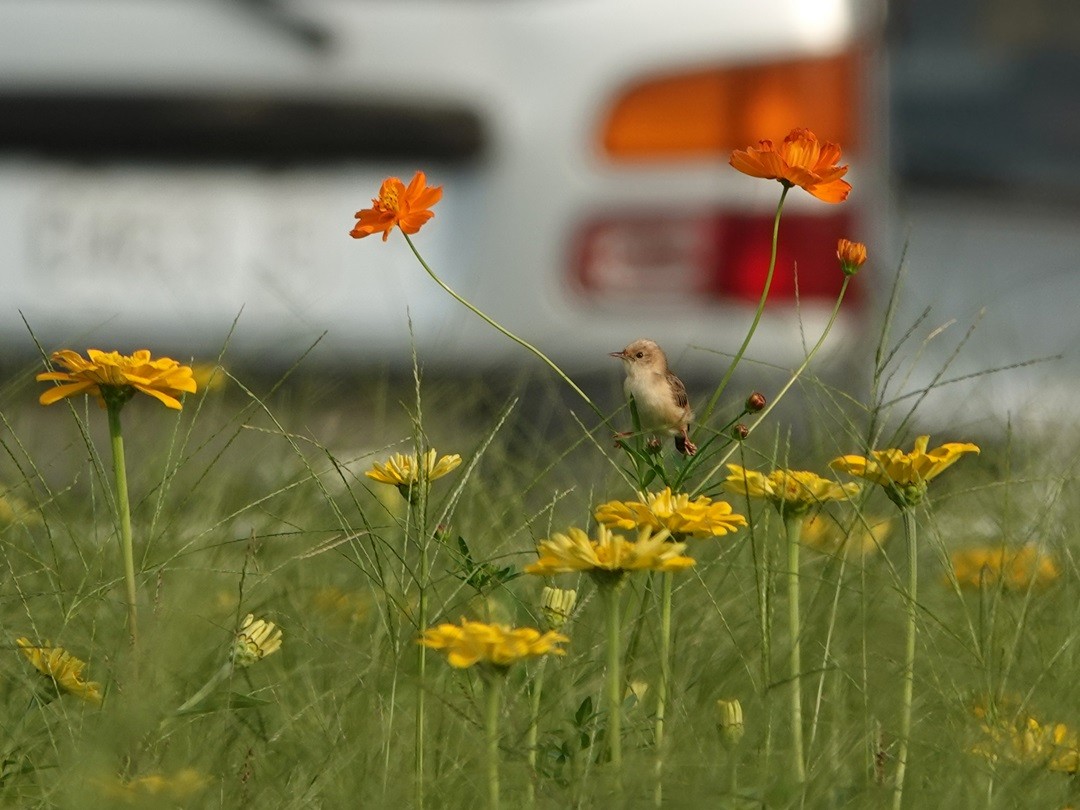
[571,210,858,305]
[600,51,858,160]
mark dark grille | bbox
[0,92,485,163]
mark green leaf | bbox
[174,691,272,716]
[574,696,593,727]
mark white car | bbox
[0,0,884,374]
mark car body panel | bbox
[0,0,883,372]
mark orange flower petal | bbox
[806,178,852,203]
[730,128,851,203]
[350,171,442,241]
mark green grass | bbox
[1,343,1079,809]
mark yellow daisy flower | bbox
[311,586,372,624]
[831,435,979,508]
[190,362,228,393]
[801,514,891,558]
[973,711,1080,774]
[16,637,103,704]
[950,545,1060,590]
[98,768,211,803]
[365,449,462,492]
[524,525,695,580]
[420,618,567,669]
[0,491,42,527]
[232,614,283,667]
[725,464,861,514]
[594,487,747,538]
[36,349,197,410]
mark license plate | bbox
[3,162,453,350]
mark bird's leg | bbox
[674,427,697,456]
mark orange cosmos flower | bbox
[730,128,851,203]
[349,171,443,242]
[837,238,867,276]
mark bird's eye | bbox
[635,352,644,359]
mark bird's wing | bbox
[667,371,689,411]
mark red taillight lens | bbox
[572,211,857,305]
[600,52,859,160]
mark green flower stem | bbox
[416,546,428,808]
[106,402,138,649]
[173,660,233,716]
[485,671,505,810]
[600,580,625,785]
[893,508,918,810]
[696,185,789,432]
[403,233,605,424]
[625,398,657,490]
[784,513,806,783]
[525,658,549,808]
[413,485,430,810]
[749,277,850,429]
[748,496,775,775]
[653,570,673,807]
[690,275,852,496]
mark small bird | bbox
[610,339,696,455]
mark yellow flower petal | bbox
[594,487,746,538]
[950,545,1060,590]
[830,436,979,507]
[525,525,695,577]
[232,614,283,667]
[801,514,891,557]
[420,618,567,669]
[36,349,196,410]
[365,449,462,487]
[16,637,103,704]
[724,464,860,512]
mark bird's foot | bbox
[675,431,697,456]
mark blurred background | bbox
[887,0,1080,431]
[0,0,1077,432]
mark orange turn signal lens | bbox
[600,51,858,160]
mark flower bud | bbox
[837,238,868,277]
[716,698,745,749]
[732,423,749,441]
[745,392,766,413]
[885,481,928,510]
[625,679,649,706]
[540,586,577,630]
[232,614,283,668]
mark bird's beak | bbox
[609,350,626,359]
